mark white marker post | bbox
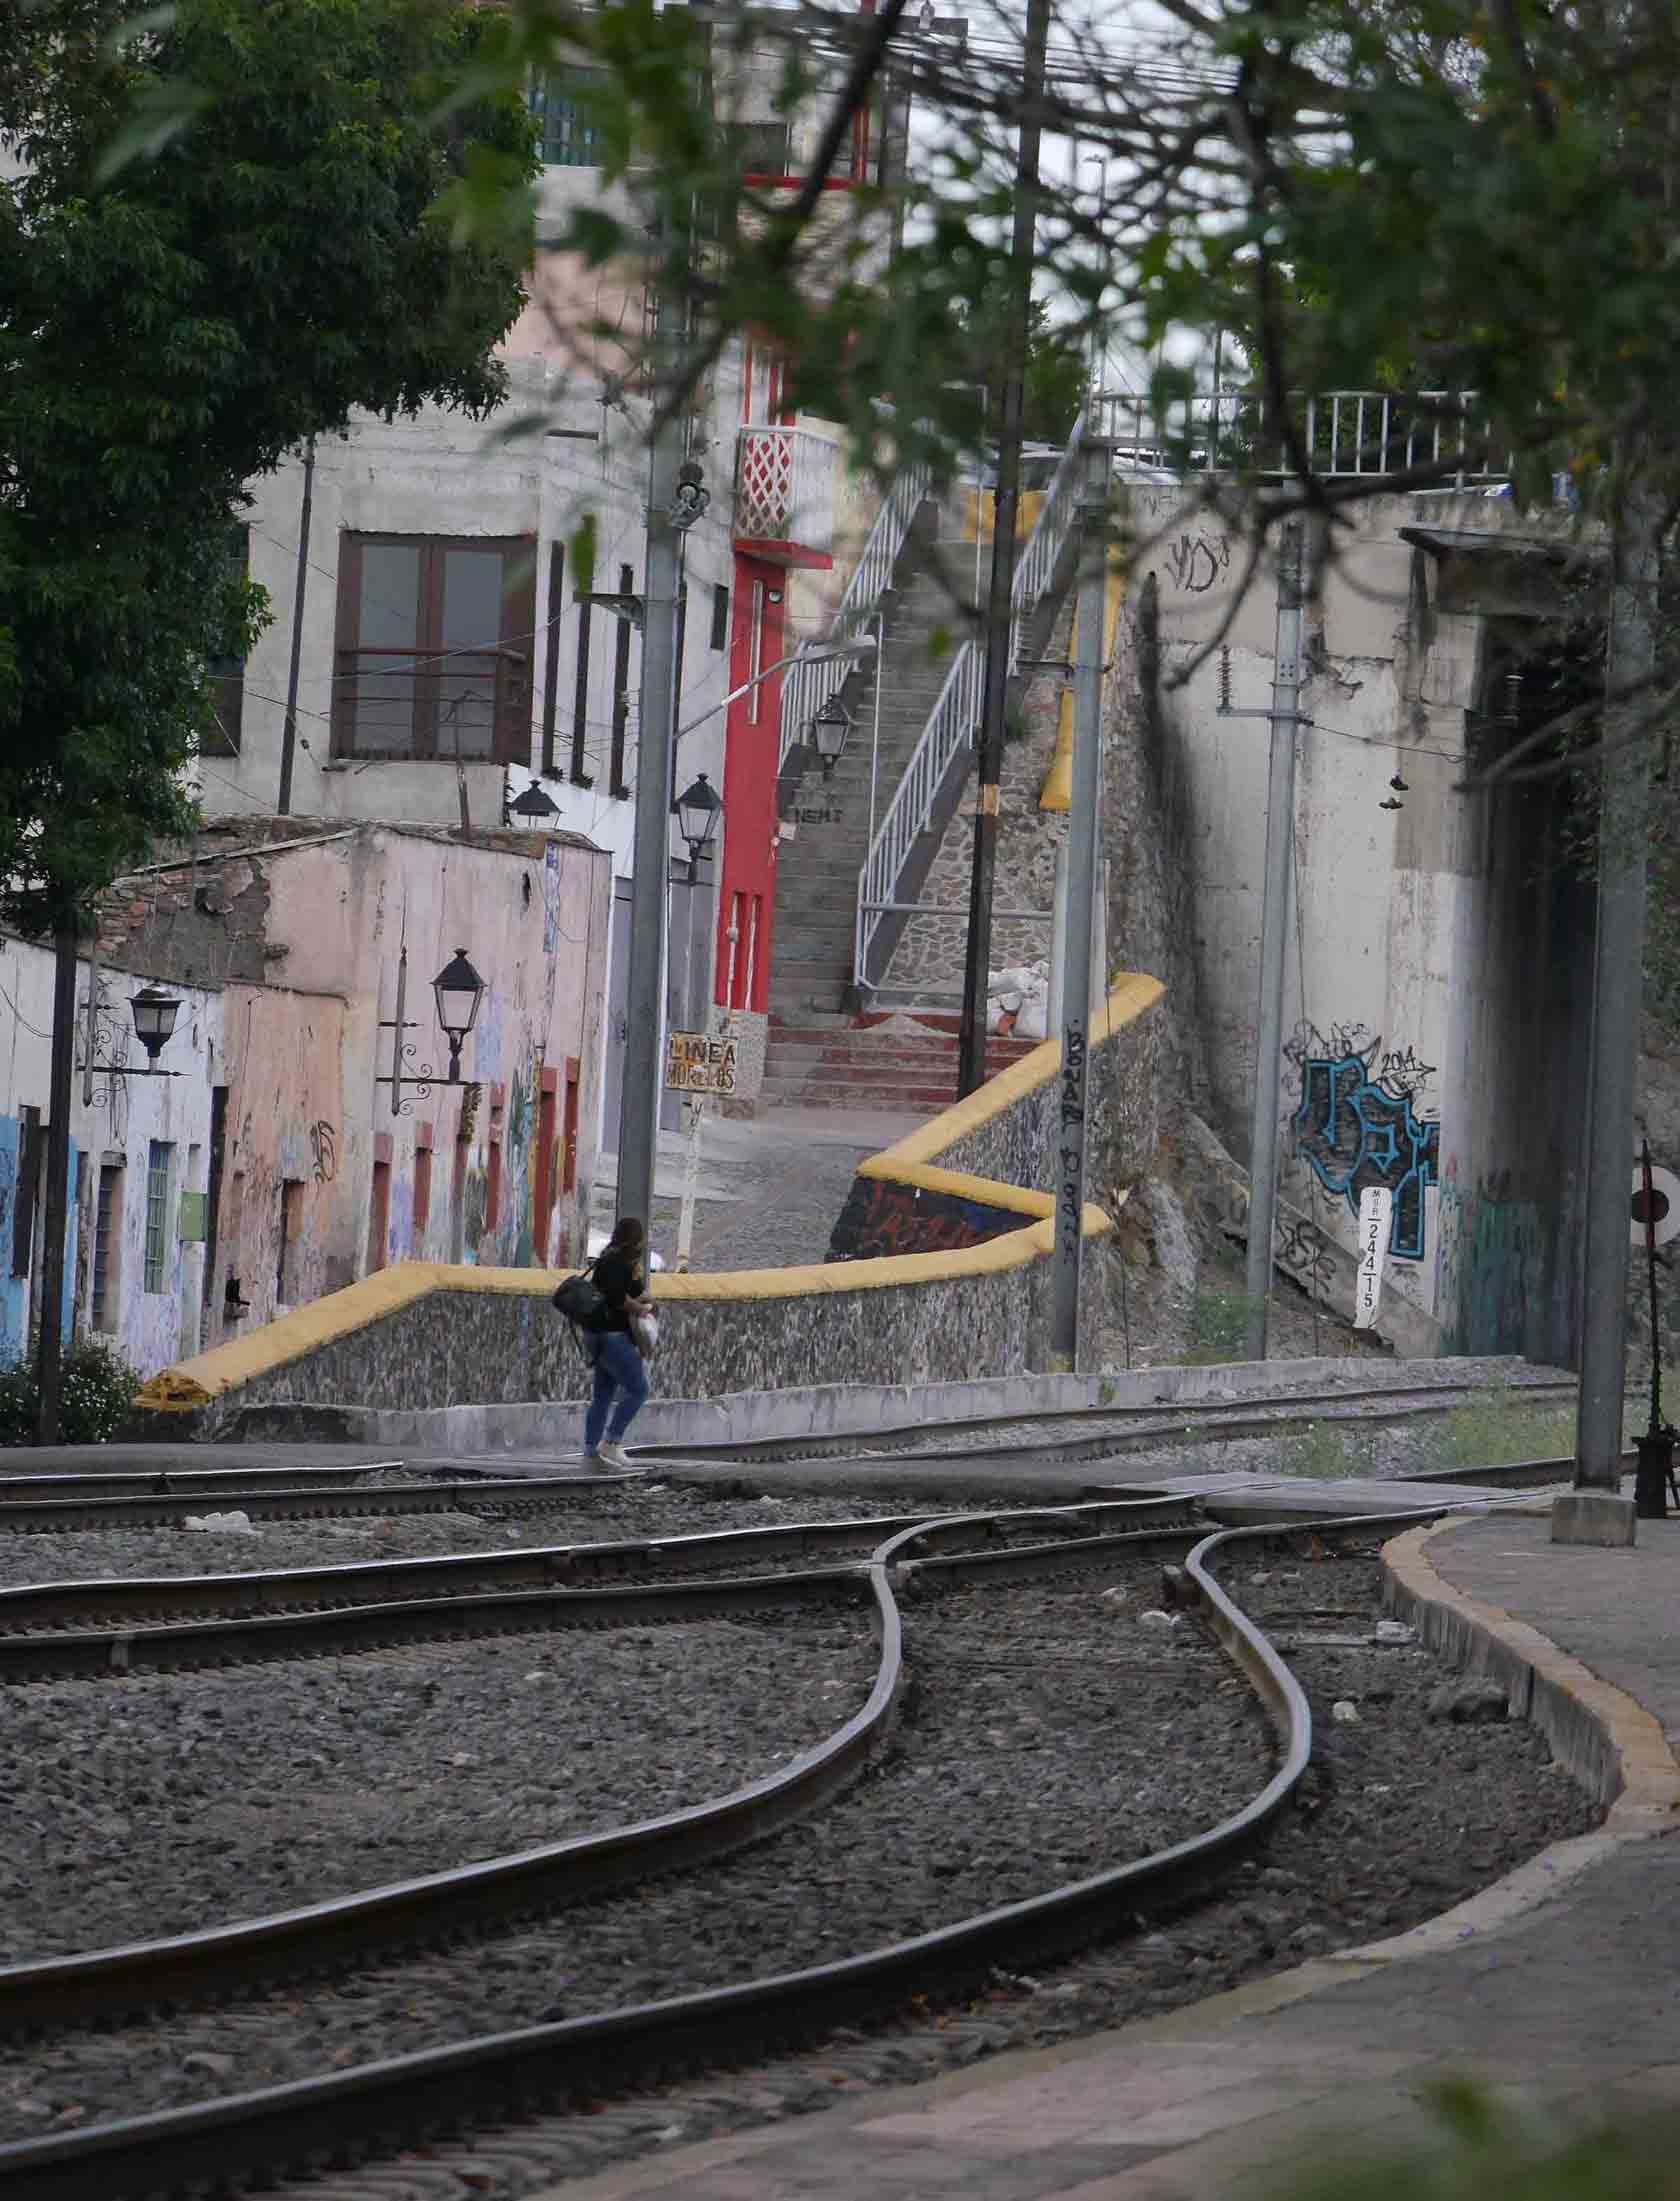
[1353,1187,1394,1329]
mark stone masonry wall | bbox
[187,1261,1036,1427]
[880,595,1074,998]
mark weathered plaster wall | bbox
[0,935,220,1373]
[1121,484,1607,1363]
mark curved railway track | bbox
[0,1487,1517,2201]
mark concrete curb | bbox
[1317,1513,1680,1968]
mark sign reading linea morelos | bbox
[1353,1186,1394,1329]
[665,1031,738,1095]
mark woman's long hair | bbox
[609,1216,646,1256]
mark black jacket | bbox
[591,1248,644,1334]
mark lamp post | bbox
[433,948,486,1084]
[504,780,560,829]
[673,772,722,873]
[810,696,853,777]
[375,945,486,1116]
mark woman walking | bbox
[583,1216,654,1470]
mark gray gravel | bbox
[258,1546,1603,2201]
[0,1485,913,1590]
[0,1609,879,1963]
[0,1548,1264,2141]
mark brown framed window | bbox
[331,534,536,764]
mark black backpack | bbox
[552,1259,606,1329]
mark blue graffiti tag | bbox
[1294,1053,1440,1260]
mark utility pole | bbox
[1048,432,1111,1370]
[275,436,315,817]
[34,916,79,1444]
[1557,493,1659,1542]
[1242,518,1307,1361]
[955,0,1050,1098]
[615,227,686,1232]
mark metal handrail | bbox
[778,457,933,771]
[1095,387,1511,484]
[853,406,1091,989]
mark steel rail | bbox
[0,1502,1192,2028]
[0,1498,1483,2199]
[0,1462,409,1504]
[635,1377,1579,1467]
[0,1497,1193,1645]
[0,1474,663,1536]
[0,1567,898,2035]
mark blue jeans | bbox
[585,1330,649,1450]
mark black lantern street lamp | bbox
[674,773,722,869]
[810,695,853,777]
[128,986,181,1064]
[432,947,486,1082]
[504,780,560,828]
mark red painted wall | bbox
[714,553,786,1012]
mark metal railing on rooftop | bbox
[1095,389,1512,486]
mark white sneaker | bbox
[595,1440,634,1472]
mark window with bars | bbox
[91,1163,123,1332]
[723,121,793,177]
[330,534,536,764]
[530,69,606,166]
[143,1141,173,1295]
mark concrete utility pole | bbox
[1557,496,1660,1544]
[615,242,686,1233]
[33,919,79,1444]
[955,0,1050,1098]
[275,436,315,818]
[1243,519,1307,1362]
[1048,433,1111,1371]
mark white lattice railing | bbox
[1095,388,1510,484]
[853,407,1092,991]
[778,457,932,771]
[733,424,837,555]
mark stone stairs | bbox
[762,1014,1043,1113]
[770,527,969,1022]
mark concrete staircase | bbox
[769,530,966,1022]
[762,1013,1042,1114]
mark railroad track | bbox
[0,1473,668,1536]
[0,1490,1504,2200]
[636,1375,1578,1468]
[0,1496,1200,1670]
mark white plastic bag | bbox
[632,1312,659,1357]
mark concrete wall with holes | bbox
[0,934,223,1376]
[1127,483,1597,1361]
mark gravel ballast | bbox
[0,1608,878,1963]
[0,1484,915,1590]
[258,1543,1603,2201]
[0,1548,1264,2139]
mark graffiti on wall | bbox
[1284,1021,1440,1261]
[1166,531,1232,594]
[828,1174,1024,1263]
[309,1120,337,1185]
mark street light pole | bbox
[1558,489,1659,1543]
[956,0,1050,1099]
[615,214,687,1235]
[1243,518,1307,1361]
[34,916,79,1444]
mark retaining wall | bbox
[133,974,1165,1435]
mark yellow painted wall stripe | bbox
[136,972,1164,1412]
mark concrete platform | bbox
[526,1497,1680,2201]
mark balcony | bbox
[733,425,836,569]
